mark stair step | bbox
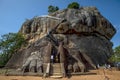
[53,66,60,68]
[52,68,61,69]
[51,70,61,73]
[51,72,62,75]
[50,75,63,78]
[51,64,61,71]
[52,71,61,72]
[50,63,63,77]
[53,65,60,67]
[52,71,62,73]
[50,70,62,73]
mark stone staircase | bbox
[50,63,63,78]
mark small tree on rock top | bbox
[48,5,59,13]
[67,2,80,9]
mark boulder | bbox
[6,7,116,73]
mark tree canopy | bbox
[0,33,26,67]
[67,2,80,9]
[109,46,120,63]
[48,5,59,13]
[48,2,80,14]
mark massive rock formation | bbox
[6,7,116,74]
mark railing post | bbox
[43,63,50,77]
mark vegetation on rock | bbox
[48,5,59,13]
[67,2,80,9]
[0,33,26,67]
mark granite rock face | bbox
[19,7,116,42]
[6,7,116,72]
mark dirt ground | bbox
[0,69,120,80]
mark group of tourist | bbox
[96,64,111,70]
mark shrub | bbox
[48,5,59,13]
[67,2,80,9]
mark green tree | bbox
[67,2,80,9]
[48,5,59,13]
[0,33,26,66]
[109,46,120,62]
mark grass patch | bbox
[0,69,9,75]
